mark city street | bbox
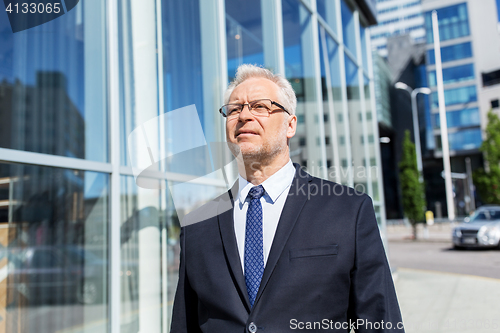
[386,221,500,279]
[388,240,500,279]
[387,222,500,333]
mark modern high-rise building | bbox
[370,0,426,57]
[0,1,383,332]
[422,0,500,216]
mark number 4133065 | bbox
[5,2,62,14]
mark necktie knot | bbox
[248,185,265,200]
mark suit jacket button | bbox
[248,322,257,332]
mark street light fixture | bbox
[395,82,431,182]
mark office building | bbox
[0,0,383,332]
[422,0,500,216]
[370,0,426,57]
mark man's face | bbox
[225,77,296,163]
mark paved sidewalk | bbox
[387,222,454,242]
[394,268,500,333]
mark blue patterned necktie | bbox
[245,185,265,308]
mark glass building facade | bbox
[369,0,426,57]
[0,0,382,332]
[424,2,481,152]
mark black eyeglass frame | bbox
[219,99,291,118]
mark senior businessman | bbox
[170,64,404,332]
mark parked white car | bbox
[452,206,500,249]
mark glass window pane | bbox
[432,108,480,128]
[448,128,482,150]
[427,42,473,64]
[226,0,264,78]
[161,0,204,114]
[120,176,163,332]
[120,175,227,332]
[283,0,324,177]
[360,25,369,71]
[317,0,338,35]
[341,0,357,56]
[119,0,162,168]
[121,0,226,182]
[425,3,470,44]
[1,163,109,332]
[364,76,378,200]
[431,85,477,108]
[345,56,365,191]
[428,63,475,87]
[0,2,108,162]
[318,28,348,184]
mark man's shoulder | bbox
[296,168,371,205]
[180,189,234,228]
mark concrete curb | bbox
[388,239,452,244]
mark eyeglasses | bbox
[219,99,290,119]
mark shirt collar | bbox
[237,160,295,204]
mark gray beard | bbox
[227,118,289,166]
[227,139,286,167]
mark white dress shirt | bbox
[234,160,296,273]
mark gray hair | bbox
[223,64,297,115]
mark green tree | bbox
[473,110,500,204]
[399,130,426,239]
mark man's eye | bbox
[228,106,241,114]
[252,103,267,110]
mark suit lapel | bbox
[217,181,252,311]
[254,165,312,305]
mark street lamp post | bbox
[432,10,455,222]
[395,82,431,182]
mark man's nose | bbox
[237,104,254,121]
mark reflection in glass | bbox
[121,0,225,174]
[317,0,338,35]
[319,27,348,184]
[161,0,205,116]
[120,176,163,333]
[433,108,480,129]
[345,55,366,192]
[425,3,470,44]
[359,25,369,71]
[0,163,109,333]
[119,175,227,332]
[364,76,378,200]
[427,42,473,64]
[0,2,108,162]
[226,0,264,79]
[430,85,477,108]
[283,0,324,177]
[120,0,208,167]
[341,0,357,56]
[438,128,482,151]
[428,63,475,87]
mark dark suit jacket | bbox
[171,164,404,332]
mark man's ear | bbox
[286,115,297,139]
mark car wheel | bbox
[77,280,99,305]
